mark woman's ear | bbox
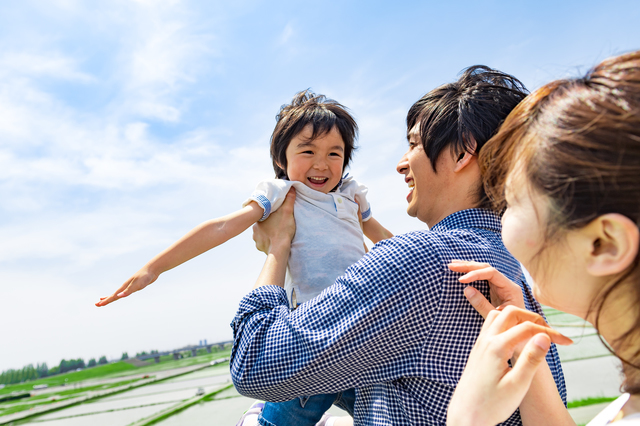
[585,213,640,277]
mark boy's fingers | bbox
[96,279,137,307]
[464,286,494,319]
[95,295,116,307]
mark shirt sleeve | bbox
[230,233,444,401]
[339,177,372,222]
[242,179,293,222]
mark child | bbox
[96,90,392,425]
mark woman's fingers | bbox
[493,319,573,352]
[489,306,573,346]
[503,333,551,388]
[451,260,526,309]
[449,261,511,288]
[464,286,495,319]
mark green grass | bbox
[135,383,235,426]
[112,351,231,378]
[0,377,147,417]
[0,352,230,422]
[0,349,232,396]
[0,362,137,396]
[567,396,619,409]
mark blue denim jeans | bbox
[258,388,355,426]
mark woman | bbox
[447,51,640,425]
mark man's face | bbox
[396,125,454,227]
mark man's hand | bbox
[252,188,296,255]
[95,267,158,307]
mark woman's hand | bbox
[252,188,296,255]
[447,306,573,426]
[448,260,525,315]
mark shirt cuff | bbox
[361,205,372,222]
[231,285,289,335]
[252,194,272,222]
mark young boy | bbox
[97,90,392,425]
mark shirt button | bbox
[337,198,343,203]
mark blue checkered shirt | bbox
[231,209,566,425]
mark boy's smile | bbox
[284,124,345,194]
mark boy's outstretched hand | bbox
[95,267,158,307]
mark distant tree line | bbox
[0,356,108,385]
[135,350,158,357]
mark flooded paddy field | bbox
[1,308,625,425]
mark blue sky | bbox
[1,0,639,371]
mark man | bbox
[231,66,566,425]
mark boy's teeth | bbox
[408,182,415,189]
[309,177,328,183]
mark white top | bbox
[587,394,640,425]
[243,176,370,307]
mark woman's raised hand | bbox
[448,260,526,317]
[447,306,573,426]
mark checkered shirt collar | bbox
[430,208,502,234]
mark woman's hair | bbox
[270,90,358,179]
[480,51,640,393]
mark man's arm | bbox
[232,207,442,401]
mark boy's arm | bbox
[96,202,264,307]
[354,198,392,245]
[362,217,393,244]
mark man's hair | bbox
[406,65,528,172]
[270,90,358,179]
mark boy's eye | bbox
[301,150,314,155]
[329,152,342,157]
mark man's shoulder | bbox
[365,230,447,271]
[380,224,502,249]
[370,225,511,270]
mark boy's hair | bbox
[271,90,358,179]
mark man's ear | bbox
[453,151,476,173]
[453,138,478,173]
[585,213,640,277]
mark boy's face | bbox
[283,124,345,194]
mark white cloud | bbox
[279,23,294,45]
[0,52,95,82]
